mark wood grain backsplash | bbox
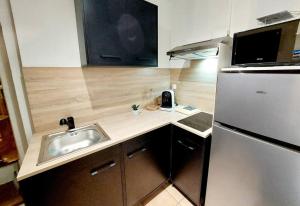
[23,67,170,132]
[171,60,218,113]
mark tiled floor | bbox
[145,185,193,206]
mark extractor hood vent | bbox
[167,36,231,60]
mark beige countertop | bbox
[17,109,211,181]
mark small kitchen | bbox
[0,0,300,206]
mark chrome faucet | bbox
[59,116,75,130]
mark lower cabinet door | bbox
[124,125,171,206]
[172,126,210,206]
[19,145,124,206]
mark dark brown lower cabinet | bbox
[19,125,210,206]
[19,145,124,206]
[171,126,211,206]
[123,125,171,206]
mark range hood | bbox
[167,36,231,60]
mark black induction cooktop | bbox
[178,112,213,132]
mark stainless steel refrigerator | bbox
[205,72,300,206]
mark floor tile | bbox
[178,198,194,206]
[166,185,184,202]
[146,190,178,206]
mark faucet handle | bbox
[59,117,75,130]
[59,118,67,126]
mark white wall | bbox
[170,0,300,46]
[0,0,32,147]
[230,0,300,34]
[8,0,300,67]
[170,0,230,47]
[0,164,18,184]
[10,0,81,67]
[0,24,27,160]
[10,0,173,68]
[146,0,172,68]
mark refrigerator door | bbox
[205,124,300,206]
[215,73,300,146]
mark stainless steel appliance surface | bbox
[205,72,300,206]
[166,36,231,60]
[38,124,110,165]
[231,19,300,67]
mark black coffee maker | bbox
[160,90,175,111]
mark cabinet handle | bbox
[90,161,116,176]
[127,147,147,159]
[176,140,195,151]
[136,57,152,61]
[100,55,122,61]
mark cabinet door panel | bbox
[124,125,171,206]
[172,126,210,206]
[20,145,124,206]
[83,0,127,65]
[125,0,158,66]
[80,0,157,66]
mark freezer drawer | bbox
[205,124,300,206]
[215,73,300,146]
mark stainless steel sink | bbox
[37,124,110,165]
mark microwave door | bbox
[232,19,300,66]
[232,29,281,65]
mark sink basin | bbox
[37,124,110,165]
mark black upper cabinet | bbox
[75,0,158,67]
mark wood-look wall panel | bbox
[23,67,170,132]
[170,60,218,113]
[24,62,217,132]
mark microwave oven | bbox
[232,19,300,66]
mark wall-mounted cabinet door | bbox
[123,125,171,206]
[78,0,158,66]
[83,0,127,65]
[19,145,124,206]
[125,0,158,66]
